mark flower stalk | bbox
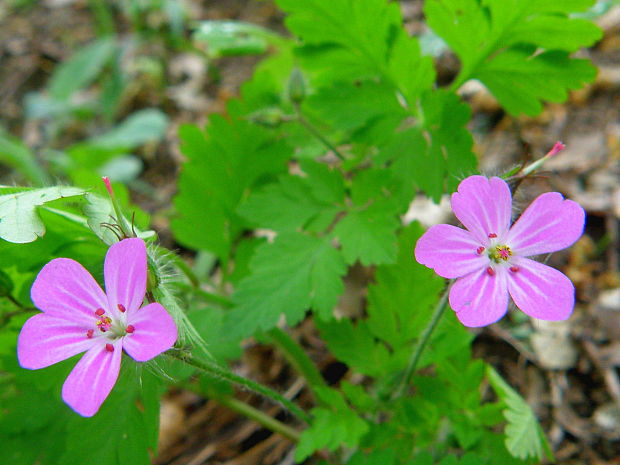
[165,350,312,424]
[394,286,450,399]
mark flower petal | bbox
[123,303,177,362]
[104,238,147,314]
[449,267,509,327]
[31,258,108,325]
[508,258,574,321]
[414,224,488,278]
[62,341,122,417]
[451,176,512,243]
[17,313,96,369]
[507,192,585,256]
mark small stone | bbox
[531,320,578,370]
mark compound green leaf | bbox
[425,0,601,115]
[225,233,346,338]
[172,117,289,258]
[366,222,444,347]
[475,48,597,116]
[295,386,369,461]
[487,366,553,462]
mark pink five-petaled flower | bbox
[414,176,585,327]
[17,238,178,417]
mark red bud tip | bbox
[548,141,565,157]
[476,246,485,255]
[102,176,114,196]
[86,329,94,338]
[105,343,114,352]
[510,266,520,273]
[95,308,105,316]
[117,303,126,313]
[126,325,135,334]
[486,267,496,276]
[488,233,497,238]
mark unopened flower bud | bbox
[288,68,306,104]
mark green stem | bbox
[170,253,201,288]
[267,328,328,397]
[394,285,451,398]
[215,395,301,442]
[165,351,311,424]
[294,105,345,161]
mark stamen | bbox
[488,233,497,238]
[476,246,485,255]
[486,267,495,276]
[126,325,135,334]
[117,303,126,313]
[86,329,94,338]
[489,245,512,263]
[95,308,105,316]
[96,316,112,332]
[510,266,520,273]
[105,343,114,352]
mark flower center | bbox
[489,245,512,263]
[86,308,135,340]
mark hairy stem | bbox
[294,104,345,161]
[394,285,451,398]
[165,350,311,424]
[215,395,301,442]
[267,328,328,398]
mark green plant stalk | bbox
[165,351,311,424]
[215,395,301,442]
[394,284,451,398]
[267,328,328,397]
[293,105,346,161]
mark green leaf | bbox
[172,117,289,258]
[366,222,444,347]
[193,20,283,58]
[304,80,406,131]
[60,361,162,465]
[332,169,402,265]
[317,318,391,377]
[0,127,50,186]
[475,48,598,116]
[379,90,477,201]
[48,37,116,100]
[225,233,346,338]
[277,0,401,69]
[486,366,553,462]
[85,109,168,150]
[425,0,601,115]
[0,186,86,243]
[386,29,436,104]
[295,386,369,461]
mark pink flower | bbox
[17,238,177,416]
[415,176,585,327]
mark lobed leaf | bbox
[0,186,86,243]
[487,366,553,462]
[225,233,346,338]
